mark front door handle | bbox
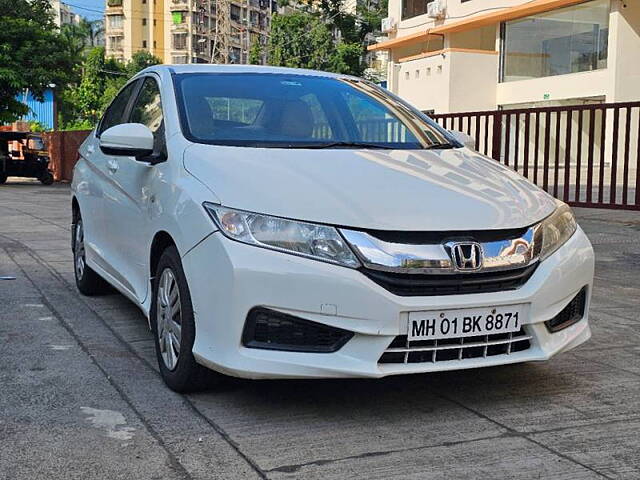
[107,159,119,174]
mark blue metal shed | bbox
[16,89,56,130]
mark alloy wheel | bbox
[156,268,182,371]
[74,220,86,280]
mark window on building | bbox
[153,19,156,26]
[402,0,434,20]
[108,36,123,51]
[172,11,185,24]
[108,14,123,29]
[501,0,609,82]
[142,40,147,48]
[173,33,187,50]
[172,55,189,63]
[231,4,241,22]
[142,18,147,25]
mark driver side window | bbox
[128,77,165,155]
[129,77,164,134]
[98,81,139,136]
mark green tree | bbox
[328,42,364,76]
[358,0,388,41]
[59,47,161,129]
[249,40,263,65]
[126,51,162,77]
[268,12,334,70]
[0,0,74,124]
[60,23,89,59]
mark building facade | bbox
[369,0,640,113]
[104,0,273,64]
[50,0,81,27]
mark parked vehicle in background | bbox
[71,65,594,392]
[0,132,53,185]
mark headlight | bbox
[203,203,361,268]
[536,201,577,261]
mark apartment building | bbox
[104,0,274,64]
[369,0,640,113]
[51,0,81,27]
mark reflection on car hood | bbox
[183,144,557,231]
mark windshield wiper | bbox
[286,141,396,150]
[424,142,457,150]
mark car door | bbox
[101,75,166,303]
[83,80,140,277]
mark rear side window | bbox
[99,81,139,135]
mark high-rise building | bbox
[104,0,274,64]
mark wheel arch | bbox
[150,231,178,281]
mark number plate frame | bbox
[407,304,528,341]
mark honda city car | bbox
[72,65,594,392]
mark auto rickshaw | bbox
[0,132,54,185]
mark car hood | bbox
[184,144,557,231]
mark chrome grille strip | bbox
[340,226,540,275]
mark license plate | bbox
[408,305,526,341]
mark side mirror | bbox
[448,130,476,150]
[100,123,154,159]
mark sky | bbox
[66,0,105,21]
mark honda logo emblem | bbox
[447,242,483,271]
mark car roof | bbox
[138,64,357,80]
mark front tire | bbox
[0,173,7,184]
[150,246,219,392]
[73,215,108,295]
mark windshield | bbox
[173,73,452,149]
[28,136,45,150]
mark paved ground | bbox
[1,179,639,480]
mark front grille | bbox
[379,327,532,364]
[361,263,537,297]
[363,227,530,245]
[545,287,587,333]
[242,307,353,353]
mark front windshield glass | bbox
[173,73,451,149]
[28,136,45,150]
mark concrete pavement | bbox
[1,179,639,479]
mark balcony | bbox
[171,23,188,32]
[107,0,122,6]
[170,0,189,11]
[396,48,499,113]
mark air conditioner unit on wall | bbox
[427,0,446,19]
[381,17,396,33]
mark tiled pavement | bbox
[1,179,639,479]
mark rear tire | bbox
[73,214,108,295]
[40,171,54,185]
[0,174,7,184]
[150,246,220,392]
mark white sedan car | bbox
[72,65,594,392]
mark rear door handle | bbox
[107,159,119,173]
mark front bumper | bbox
[182,227,594,379]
